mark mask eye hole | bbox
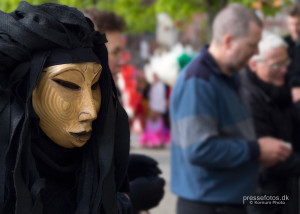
[52,79,80,90]
[91,82,99,90]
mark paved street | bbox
[130,133,176,214]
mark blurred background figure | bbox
[241,32,300,214]
[82,8,165,214]
[139,72,170,148]
[82,8,126,97]
[135,70,151,132]
[284,3,300,107]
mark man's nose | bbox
[118,55,126,67]
[78,90,98,122]
[253,46,259,55]
[281,65,288,74]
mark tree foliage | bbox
[0,0,95,13]
[97,0,156,33]
[0,0,293,34]
[99,0,293,34]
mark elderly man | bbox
[170,4,291,214]
[241,32,300,214]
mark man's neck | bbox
[208,44,232,76]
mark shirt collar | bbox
[201,45,241,88]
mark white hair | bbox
[252,31,287,61]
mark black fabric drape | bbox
[0,1,130,214]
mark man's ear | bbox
[248,59,257,72]
[223,34,232,49]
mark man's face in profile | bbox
[287,15,300,42]
[105,31,125,84]
[226,22,262,72]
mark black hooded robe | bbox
[0,2,130,214]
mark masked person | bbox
[0,2,131,214]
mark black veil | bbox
[0,2,129,213]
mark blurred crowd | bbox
[112,2,300,214]
[96,2,300,213]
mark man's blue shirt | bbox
[170,46,259,204]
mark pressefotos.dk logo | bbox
[243,195,289,205]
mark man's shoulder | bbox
[240,68,270,107]
[283,34,295,47]
[283,34,291,41]
[184,49,215,82]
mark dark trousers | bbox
[177,197,247,214]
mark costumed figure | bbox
[0,2,130,214]
[139,73,170,148]
[139,43,196,148]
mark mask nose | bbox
[78,90,98,122]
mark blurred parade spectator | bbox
[241,32,300,214]
[119,51,143,123]
[82,8,165,214]
[170,4,291,214]
[284,3,300,106]
[135,71,151,131]
[82,8,126,99]
[139,73,170,148]
[140,38,150,64]
[139,43,196,137]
